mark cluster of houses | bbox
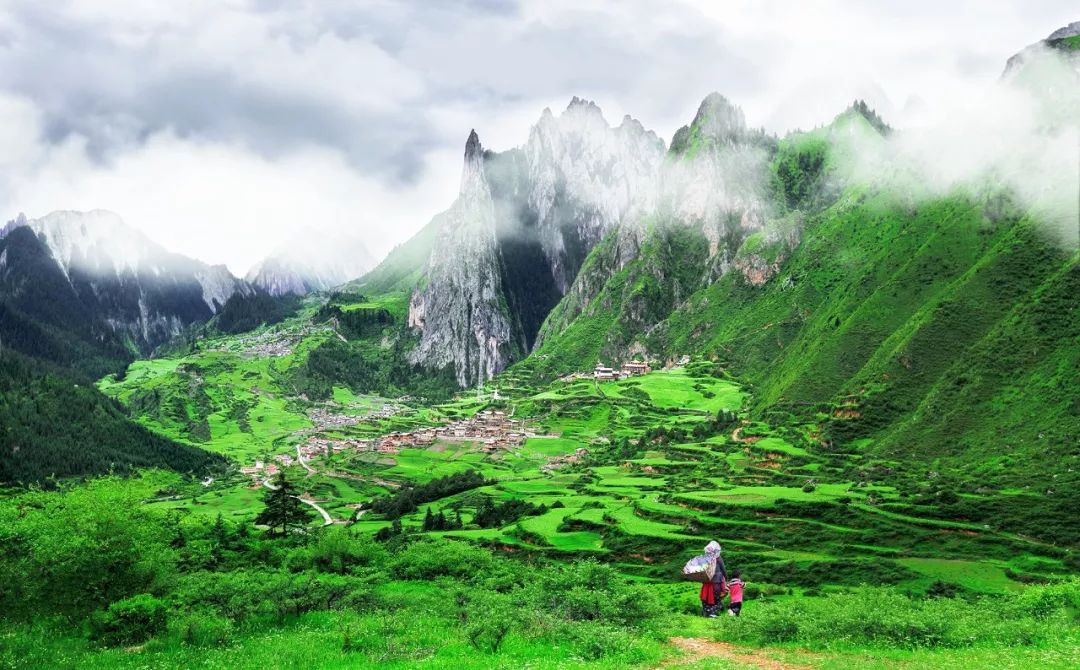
[558,360,653,384]
[214,328,301,357]
[238,409,540,482]
[542,447,590,472]
[308,402,400,431]
[373,410,529,455]
[593,360,651,381]
[239,460,280,479]
[308,407,362,430]
[304,436,374,456]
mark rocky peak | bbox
[566,96,604,115]
[692,92,747,139]
[525,98,665,292]
[408,129,516,387]
[461,129,487,194]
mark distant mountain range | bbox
[246,231,375,297]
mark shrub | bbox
[718,585,1078,650]
[390,539,494,581]
[287,527,387,574]
[170,610,233,647]
[89,594,169,646]
[561,621,652,662]
[524,560,661,629]
[463,592,516,653]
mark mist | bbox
[831,46,1080,250]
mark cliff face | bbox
[407,131,518,387]
[403,100,667,385]
[402,94,791,386]
[525,98,666,293]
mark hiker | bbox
[726,570,745,616]
[698,540,727,617]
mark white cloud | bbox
[0,0,1075,272]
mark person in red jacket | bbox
[698,541,727,617]
[726,570,745,616]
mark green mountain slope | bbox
[527,107,1078,491]
[0,227,227,484]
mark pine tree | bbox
[454,510,464,529]
[255,471,315,536]
[422,507,434,531]
[210,512,229,565]
[435,511,447,531]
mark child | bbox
[726,570,745,616]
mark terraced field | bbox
[97,316,1075,598]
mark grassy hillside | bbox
[527,105,1078,505]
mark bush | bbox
[718,585,1078,650]
[561,621,652,662]
[286,527,387,574]
[463,592,515,653]
[170,610,233,647]
[390,539,494,581]
[89,594,169,646]
[524,560,661,629]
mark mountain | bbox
[0,210,250,360]
[406,130,518,386]
[245,231,375,296]
[525,90,1078,487]
[0,210,238,484]
[1003,21,1080,78]
[364,98,666,386]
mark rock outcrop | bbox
[407,131,518,387]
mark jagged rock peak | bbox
[692,92,746,137]
[460,129,487,194]
[566,96,603,114]
[465,129,482,160]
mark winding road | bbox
[261,479,333,526]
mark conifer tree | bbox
[255,471,315,536]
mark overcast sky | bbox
[0,0,1075,274]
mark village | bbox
[238,408,537,482]
[371,409,529,455]
[307,402,399,430]
[559,359,652,383]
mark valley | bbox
[1,17,1078,669]
[95,306,1074,593]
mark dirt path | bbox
[659,637,814,670]
[261,479,334,526]
[296,445,317,475]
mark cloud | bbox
[0,0,1075,272]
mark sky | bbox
[0,0,1075,274]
